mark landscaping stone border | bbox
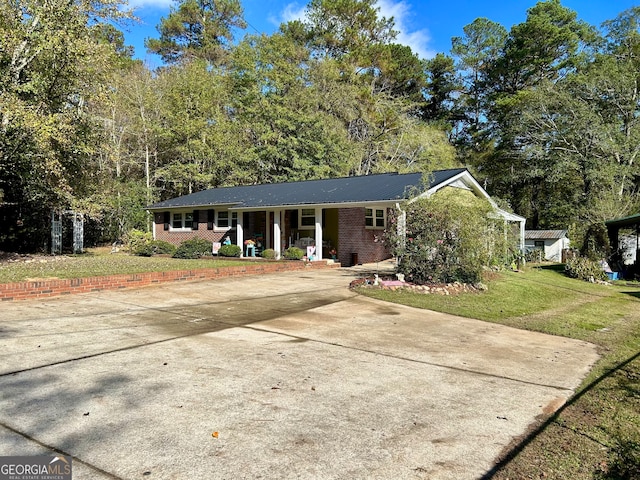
[0,260,339,302]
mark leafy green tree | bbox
[0,0,131,250]
[146,0,246,65]
[303,0,396,60]
[489,0,595,95]
[423,53,460,125]
[154,60,247,194]
[229,33,355,183]
[483,7,640,233]
[451,17,507,151]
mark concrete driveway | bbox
[0,268,599,479]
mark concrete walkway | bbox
[0,268,599,479]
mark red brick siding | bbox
[153,211,235,246]
[153,207,393,265]
[338,208,391,266]
[0,261,339,302]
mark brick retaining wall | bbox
[0,260,339,302]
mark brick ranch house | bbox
[147,168,526,266]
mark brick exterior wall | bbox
[0,260,339,302]
[338,208,391,266]
[153,208,393,266]
[153,211,235,246]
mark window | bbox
[171,212,193,230]
[365,208,386,228]
[300,208,316,228]
[217,211,237,229]
[534,240,545,249]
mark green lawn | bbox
[359,265,640,480]
[0,249,246,283]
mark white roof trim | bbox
[410,170,494,204]
[491,208,526,223]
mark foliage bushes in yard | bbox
[133,240,177,257]
[386,189,515,284]
[283,247,304,260]
[126,229,177,257]
[564,256,608,282]
[261,248,276,259]
[172,238,213,259]
[125,229,152,253]
[217,244,241,257]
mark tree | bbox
[145,0,246,65]
[451,17,507,150]
[470,1,597,228]
[423,53,459,125]
[0,0,131,250]
[229,33,356,183]
[303,0,396,60]
[489,0,595,95]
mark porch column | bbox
[266,211,272,250]
[396,203,407,250]
[519,219,526,252]
[315,207,323,260]
[236,212,244,256]
[273,209,282,259]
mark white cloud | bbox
[281,2,307,23]
[270,2,307,28]
[127,0,173,9]
[377,0,435,59]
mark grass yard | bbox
[359,265,640,480]
[0,248,246,284]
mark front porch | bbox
[234,208,339,261]
[233,207,390,265]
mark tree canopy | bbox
[1,0,638,253]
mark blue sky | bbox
[122,0,639,67]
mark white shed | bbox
[524,230,570,262]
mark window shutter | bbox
[192,210,199,230]
[207,209,215,230]
[163,212,170,231]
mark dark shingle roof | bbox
[148,169,467,210]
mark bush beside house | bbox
[218,244,242,257]
[387,190,516,285]
[172,238,213,259]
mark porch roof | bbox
[148,169,467,210]
[605,213,640,229]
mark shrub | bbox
[261,248,276,259]
[283,246,304,260]
[524,249,544,263]
[172,238,213,259]
[124,229,152,253]
[218,244,241,257]
[580,223,611,260]
[565,256,608,282]
[151,240,177,255]
[132,239,177,257]
[386,189,514,285]
[133,243,155,257]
